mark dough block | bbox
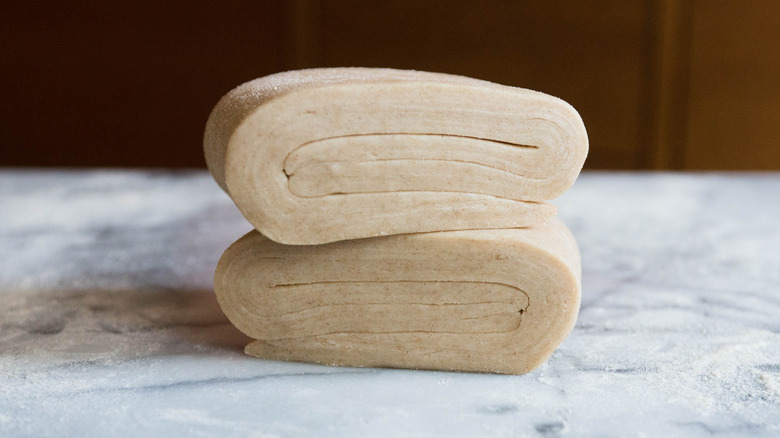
[204,68,588,245]
[214,218,581,374]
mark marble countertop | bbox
[1,170,779,437]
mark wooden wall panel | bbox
[308,0,649,170]
[1,1,287,168]
[2,1,779,170]
[683,0,780,170]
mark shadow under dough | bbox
[0,288,251,365]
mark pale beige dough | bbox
[214,217,581,375]
[204,68,588,245]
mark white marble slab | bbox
[1,170,779,437]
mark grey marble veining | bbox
[1,170,779,437]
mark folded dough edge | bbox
[214,217,581,374]
[204,68,588,245]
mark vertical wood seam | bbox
[646,0,695,170]
[287,0,321,70]
[638,0,660,170]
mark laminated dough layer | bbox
[214,218,581,375]
[204,68,588,245]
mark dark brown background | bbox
[3,1,779,170]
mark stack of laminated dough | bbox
[204,68,588,375]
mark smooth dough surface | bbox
[204,68,588,245]
[214,218,581,375]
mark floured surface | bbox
[2,170,779,437]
